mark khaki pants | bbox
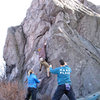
[41,60,50,77]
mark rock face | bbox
[3,0,100,99]
[3,26,26,81]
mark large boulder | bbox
[3,0,100,99]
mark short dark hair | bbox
[59,59,65,65]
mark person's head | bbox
[40,57,44,62]
[28,69,34,76]
[59,59,65,66]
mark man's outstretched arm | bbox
[49,65,59,74]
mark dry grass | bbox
[0,81,25,100]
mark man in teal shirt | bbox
[50,59,76,100]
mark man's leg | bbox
[52,85,64,100]
[31,88,37,100]
[42,61,50,77]
[25,88,31,100]
[47,67,50,77]
[64,85,76,100]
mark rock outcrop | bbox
[3,0,100,99]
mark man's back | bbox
[50,65,71,85]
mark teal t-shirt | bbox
[50,65,71,85]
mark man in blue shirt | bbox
[50,59,76,100]
[25,69,40,100]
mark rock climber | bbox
[38,41,50,77]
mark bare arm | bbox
[44,42,48,61]
[44,42,46,53]
[39,63,42,71]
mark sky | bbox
[0,0,100,76]
[0,0,32,76]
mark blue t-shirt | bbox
[27,74,40,88]
[50,65,71,85]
